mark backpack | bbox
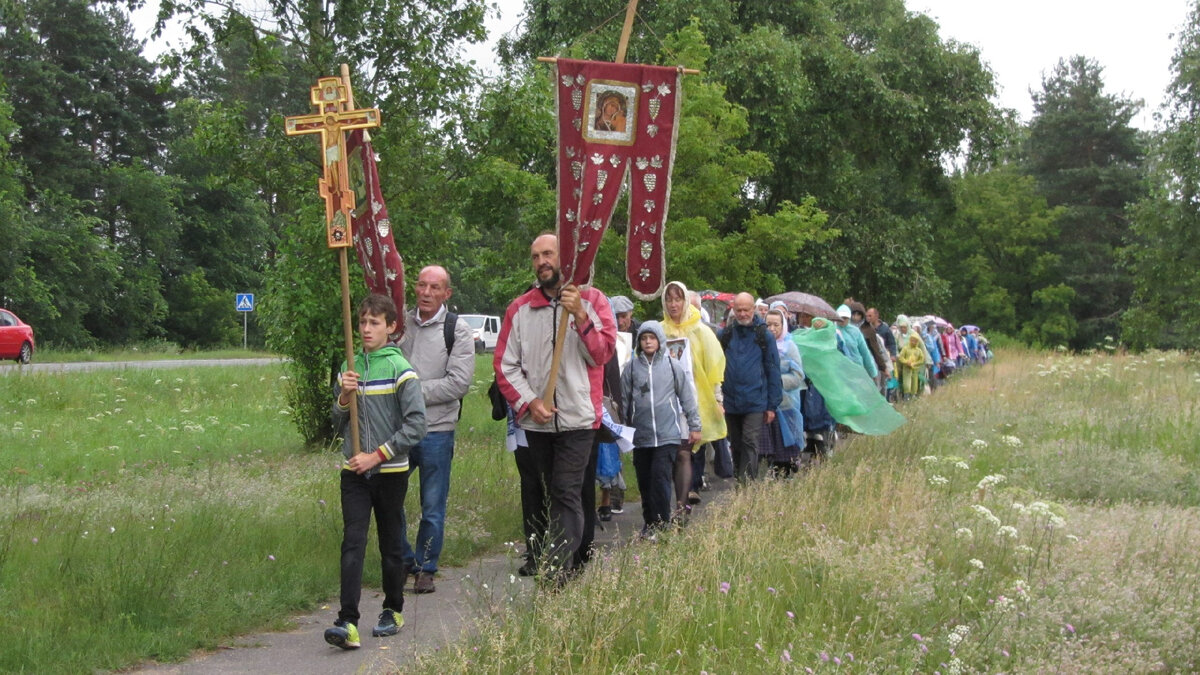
[442,311,465,420]
[719,322,770,365]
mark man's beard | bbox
[736,314,753,326]
[538,265,561,290]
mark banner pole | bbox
[542,0,639,406]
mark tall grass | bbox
[0,356,518,673]
[33,343,277,363]
[415,349,1200,673]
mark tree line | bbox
[2,0,1197,440]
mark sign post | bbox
[235,293,255,349]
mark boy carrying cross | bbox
[325,293,427,649]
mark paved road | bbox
[130,477,737,675]
[0,358,283,375]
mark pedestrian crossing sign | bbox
[236,293,255,312]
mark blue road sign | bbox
[236,293,255,312]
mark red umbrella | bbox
[764,292,839,320]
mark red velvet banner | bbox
[555,58,682,300]
[347,129,406,329]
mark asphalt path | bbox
[0,358,283,375]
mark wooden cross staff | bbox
[284,66,381,456]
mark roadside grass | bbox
[0,355,518,673]
[417,349,1200,673]
[34,344,277,363]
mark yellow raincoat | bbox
[660,281,727,443]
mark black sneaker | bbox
[598,505,613,522]
[518,559,538,576]
[324,620,360,649]
[372,608,403,637]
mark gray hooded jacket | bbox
[619,320,701,448]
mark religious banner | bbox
[554,58,682,299]
[347,129,406,323]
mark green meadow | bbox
[0,356,516,673]
[4,349,1200,673]
[416,348,1200,674]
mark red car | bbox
[0,308,35,364]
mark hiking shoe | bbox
[372,609,403,637]
[324,620,360,650]
[414,571,436,594]
[598,505,613,522]
[518,559,538,577]
[687,490,702,505]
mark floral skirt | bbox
[759,416,802,464]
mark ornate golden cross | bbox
[285,77,381,248]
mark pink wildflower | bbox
[719,582,730,594]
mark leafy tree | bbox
[1124,4,1200,350]
[0,0,178,345]
[938,167,1065,339]
[1025,56,1144,347]
[154,0,490,443]
[501,0,998,313]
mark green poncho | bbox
[791,319,905,435]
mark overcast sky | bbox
[136,0,1195,130]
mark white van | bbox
[459,314,501,353]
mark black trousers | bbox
[726,412,765,482]
[525,429,596,572]
[338,470,409,626]
[513,444,547,564]
[634,444,677,526]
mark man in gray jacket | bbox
[397,265,475,594]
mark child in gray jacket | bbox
[620,321,701,532]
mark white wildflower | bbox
[953,461,970,471]
[920,455,940,464]
[971,504,1002,527]
[977,474,1006,490]
[928,475,949,486]
[954,527,973,540]
[947,624,970,648]
[1014,544,1034,555]
[971,439,988,448]
[1000,435,1023,447]
[968,558,984,570]
[1011,579,1030,602]
[997,525,1019,539]
[994,595,1014,613]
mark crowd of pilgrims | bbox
[498,281,991,574]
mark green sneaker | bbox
[372,608,404,637]
[324,620,360,650]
